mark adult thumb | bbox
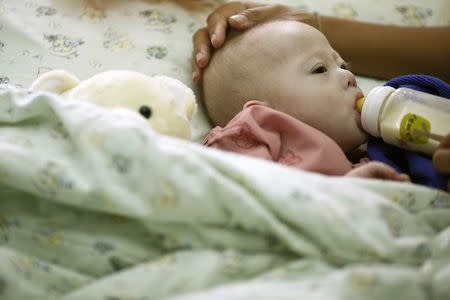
[228,4,289,30]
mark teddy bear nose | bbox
[139,105,152,119]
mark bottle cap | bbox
[361,86,395,137]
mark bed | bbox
[0,1,449,299]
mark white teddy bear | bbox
[31,70,197,139]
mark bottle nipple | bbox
[356,97,365,113]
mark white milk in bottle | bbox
[356,86,450,156]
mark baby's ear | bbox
[31,70,80,94]
[243,100,269,109]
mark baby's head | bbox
[203,20,367,152]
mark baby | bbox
[202,20,409,181]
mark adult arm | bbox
[321,17,450,81]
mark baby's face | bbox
[256,22,368,152]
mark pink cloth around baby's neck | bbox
[203,101,353,176]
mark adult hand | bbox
[433,133,450,191]
[346,162,410,182]
[192,2,316,84]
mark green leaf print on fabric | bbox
[36,6,57,17]
[396,5,433,26]
[139,9,176,33]
[146,46,167,59]
[0,75,9,85]
[43,34,84,59]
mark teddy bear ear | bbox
[31,70,80,95]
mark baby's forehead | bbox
[248,21,329,54]
[257,21,322,41]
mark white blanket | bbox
[0,86,449,299]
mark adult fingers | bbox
[433,149,450,173]
[437,133,450,149]
[191,56,201,85]
[228,4,289,30]
[228,4,314,30]
[192,27,212,68]
[191,28,212,84]
[206,2,251,48]
[432,133,450,173]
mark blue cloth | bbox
[367,75,449,191]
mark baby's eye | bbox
[312,66,327,74]
[340,63,348,70]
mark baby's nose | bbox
[344,70,357,88]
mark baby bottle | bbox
[356,86,450,156]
